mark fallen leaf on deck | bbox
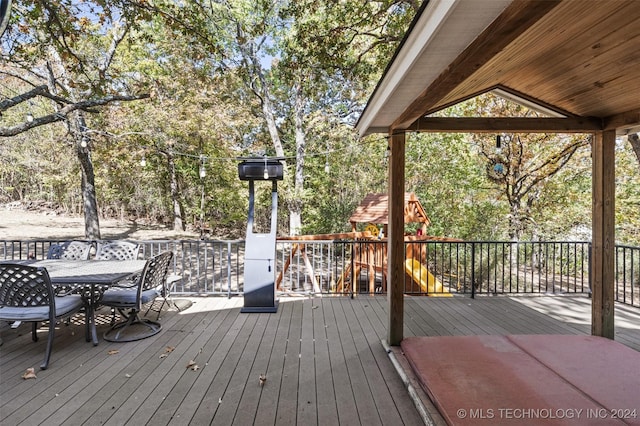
[186,360,196,368]
[22,368,37,380]
[190,364,200,371]
[125,373,132,378]
[107,350,119,355]
[165,346,175,353]
[259,374,266,386]
[159,353,167,359]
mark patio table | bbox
[14,259,145,345]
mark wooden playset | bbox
[276,193,458,295]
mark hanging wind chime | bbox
[487,135,507,181]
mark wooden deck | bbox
[1,295,639,425]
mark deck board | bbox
[323,297,361,424]
[297,299,318,425]
[253,298,293,426]
[79,306,212,425]
[313,298,340,426]
[275,299,303,426]
[232,310,281,425]
[1,294,639,425]
[185,308,252,425]
[350,298,426,426]
[338,297,384,426]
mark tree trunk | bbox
[74,111,101,239]
[628,133,640,170]
[167,151,185,231]
[289,83,306,235]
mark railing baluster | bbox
[1,239,638,307]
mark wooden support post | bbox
[591,130,616,339]
[388,131,405,345]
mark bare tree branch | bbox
[0,92,150,137]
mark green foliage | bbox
[302,131,389,234]
[616,138,640,245]
[405,132,508,239]
[1,1,638,245]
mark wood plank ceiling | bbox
[357,0,640,137]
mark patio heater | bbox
[238,157,283,313]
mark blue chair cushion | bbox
[101,288,159,306]
[0,295,84,321]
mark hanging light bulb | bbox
[140,156,146,167]
[263,155,269,179]
[26,112,34,123]
[199,155,206,178]
[80,139,87,148]
[383,145,391,165]
[324,161,330,173]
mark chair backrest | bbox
[0,263,55,320]
[139,251,174,294]
[47,241,92,260]
[96,241,140,260]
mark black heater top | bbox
[238,158,284,181]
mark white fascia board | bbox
[357,0,512,137]
[356,0,460,137]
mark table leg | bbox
[88,303,98,346]
[82,284,100,346]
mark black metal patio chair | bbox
[96,240,142,324]
[47,241,93,260]
[100,251,173,342]
[95,240,141,260]
[0,263,88,369]
[144,271,183,320]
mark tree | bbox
[461,94,591,240]
[0,1,152,238]
[628,133,640,170]
[405,132,504,239]
[615,135,640,245]
[0,0,11,37]
[146,0,417,236]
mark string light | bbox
[134,135,391,173]
[25,101,34,123]
[140,155,146,167]
[324,142,330,173]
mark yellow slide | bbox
[404,258,452,297]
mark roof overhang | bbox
[356,0,640,137]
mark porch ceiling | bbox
[356,0,640,136]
